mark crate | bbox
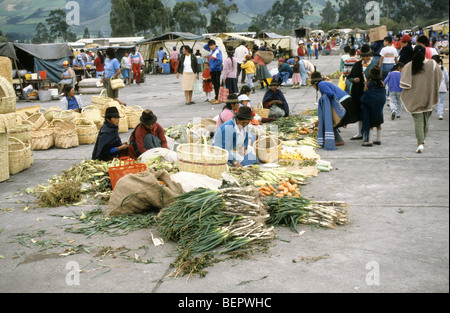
[108,157,147,190]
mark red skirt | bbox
[203,81,213,92]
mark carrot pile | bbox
[297,126,311,135]
[258,178,301,198]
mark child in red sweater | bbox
[202,63,213,102]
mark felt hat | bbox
[226,46,235,54]
[140,109,157,125]
[400,34,412,42]
[226,94,239,104]
[269,81,279,87]
[359,44,373,57]
[105,106,120,119]
[310,71,323,84]
[235,106,253,120]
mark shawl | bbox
[92,122,123,161]
[213,118,249,164]
[317,95,346,150]
[400,59,442,114]
[262,89,289,117]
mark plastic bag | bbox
[194,81,202,95]
[338,74,346,91]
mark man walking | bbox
[203,39,223,104]
[235,41,249,84]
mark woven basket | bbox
[53,110,79,123]
[8,137,32,175]
[23,112,48,131]
[0,112,17,134]
[54,120,79,149]
[100,101,122,117]
[118,113,128,133]
[81,105,102,124]
[75,118,98,145]
[91,89,115,109]
[43,106,63,122]
[0,57,13,85]
[31,127,54,150]
[0,75,16,114]
[254,136,282,163]
[254,102,269,119]
[9,124,32,144]
[0,133,9,182]
[124,105,143,129]
[177,143,229,180]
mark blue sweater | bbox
[203,44,223,72]
[383,71,402,92]
[213,119,249,164]
[318,81,350,102]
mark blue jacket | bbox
[383,71,402,92]
[213,119,249,164]
[203,44,223,72]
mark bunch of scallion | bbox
[264,196,349,232]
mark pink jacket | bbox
[222,57,237,80]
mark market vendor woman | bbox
[213,106,258,168]
[92,107,129,161]
[59,85,83,113]
[262,81,289,118]
[128,109,168,159]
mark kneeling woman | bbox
[213,106,258,168]
[128,109,168,159]
[92,107,129,161]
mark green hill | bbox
[0,0,332,41]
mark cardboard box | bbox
[369,25,387,41]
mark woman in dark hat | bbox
[359,66,386,146]
[214,106,258,167]
[262,81,289,118]
[216,94,240,128]
[346,44,378,139]
[92,106,129,161]
[222,46,239,94]
[128,109,168,159]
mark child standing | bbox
[240,54,256,93]
[202,63,213,102]
[384,62,404,120]
[432,55,449,120]
[306,41,313,59]
[360,66,387,146]
[292,56,301,89]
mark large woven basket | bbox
[254,136,282,163]
[91,89,115,109]
[15,105,41,124]
[43,106,63,122]
[100,101,123,117]
[81,105,102,124]
[0,75,16,114]
[32,127,54,150]
[54,120,79,149]
[177,143,229,180]
[8,137,32,175]
[53,110,79,123]
[0,133,9,182]
[254,102,269,119]
[9,124,32,144]
[23,112,48,131]
[124,105,143,129]
[75,118,98,145]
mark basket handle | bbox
[256,102,263,109]
[99,89,106,97]
[81,105,100,113]
[75,118,95,126]
[8,136,25,147]
[119,157,135,166]
[131,105,144,112]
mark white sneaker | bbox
[416,144,424,153]
[438,115,443,120]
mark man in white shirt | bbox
[235,41,250,84]
[378,36,398,80]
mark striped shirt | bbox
[342,56,358,76]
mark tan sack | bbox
[106,169,184,216]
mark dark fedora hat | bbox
[140,109,157,125]
[359,44,373,57]
[105,106,120,119]
[269,81,279,87]
[310,71,323,84]
[235,106,253,120]
[226,93,239,104]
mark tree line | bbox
[30,0,449,43]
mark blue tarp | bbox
[34,57,70,84]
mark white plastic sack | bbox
[139,147,177,163]
[170,171,223,193]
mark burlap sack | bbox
[106,169,183,216]
[255,51,274,65]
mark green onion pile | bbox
[156,187,274,278]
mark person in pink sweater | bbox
[222,46,238,94]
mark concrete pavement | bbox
[0,54,448,294]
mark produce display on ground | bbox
[19,112,348,278]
